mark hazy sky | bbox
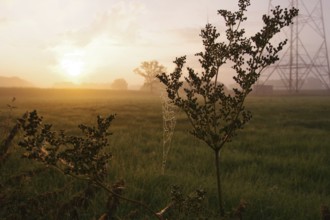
[0,0,329,88]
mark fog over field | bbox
[0,0,329,89]
[1,1,330,219]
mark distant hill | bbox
[0,76,34,88]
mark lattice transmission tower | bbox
[259,0,330,92]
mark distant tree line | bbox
[110,78,128,90]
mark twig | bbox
[0,112,28,164]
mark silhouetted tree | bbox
[134,61,166,92]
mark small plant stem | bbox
[0,113,28,164]
[94,180,163,220]
[28,154,162,219]
[156,201,175,217]
[215,149,224,216]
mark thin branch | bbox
[93,180,163,220]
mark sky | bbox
[0,0,329,88]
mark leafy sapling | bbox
[157,0,298,216]
[17,110,178,219]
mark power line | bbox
[260,0,330,92]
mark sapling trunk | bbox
[215,149,224,216]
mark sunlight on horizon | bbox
[1,0,329,88]
[57,50,86,83]
[60,59,84,77]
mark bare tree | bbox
[134,60,166,92]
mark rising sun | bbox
[60,58,84,79]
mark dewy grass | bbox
[1,89,330,219]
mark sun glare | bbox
[61,59,84,78]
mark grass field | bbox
[1,88,330,219]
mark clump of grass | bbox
[321,205,330,220]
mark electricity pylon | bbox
[260,0,330,92]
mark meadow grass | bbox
[1,88,330,219]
